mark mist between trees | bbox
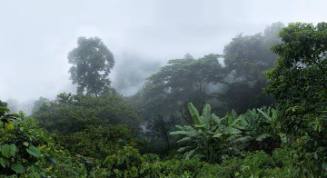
[1,22,326,177]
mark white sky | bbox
[0,0,326,103]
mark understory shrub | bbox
[0,103,87,178]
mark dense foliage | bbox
[267,22,327,176]
[2,22,326,177]
[130,23,284,154]
[0,102,87,177]
[171,103,281,163]
[32,92,141,159]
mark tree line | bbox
[0,22,326,177]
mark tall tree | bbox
[267,22,327,175]
[267,22,327,136]
[222,22,284,113]
[131,54,225,153]
[68,37,114,96]
[141,54,225,119]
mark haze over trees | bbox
[127,23,284,153]
[222,22,284,113]
[68,37,115,96]
[1,22,327,177]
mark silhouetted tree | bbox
[222,22,284,113]
[68,37,114,96]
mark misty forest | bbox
[1,2,327,178]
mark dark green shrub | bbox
[57,124,136,159]
[0,102,87,177]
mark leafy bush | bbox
[170,103,239,162]
[203,148,315,178]
[90,146,222,178]
[32,92,142,161]
[171,103,281,163]
[90,146,143,178]
[33,92,141,133]
[87,146,313,178]
[57,124,137,159]
[0,104,44,176]
[233,107,282,153]
[0,102,87,177]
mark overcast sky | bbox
[1,0,327,104]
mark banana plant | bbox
[170,103,242,163]
[171,103,281,162]
[230,107,281,153]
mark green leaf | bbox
[5,121,15,130]
[232,136,253,144]
[177,146,192,153]
[256,133,272,141]
[184,149,196,159]
[11,163,25,174]
[177,137,192,143]
[224,127,241,135]
[26,145,42,158]
[170,130,189,136]
[0,158,7,167]
[188,103,200,125]
[0,144,17,158]
[194,124,206,129]
[213,132,223,138]
[322,162,327,171]
[202,104,211,119]
[257,108,272,121]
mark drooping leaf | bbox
[177,146,192,153]
[184,149,196,160]
[177,137,192,143]
[11,163,25,174]
[170,130,189,136]
[26,145,42,158]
